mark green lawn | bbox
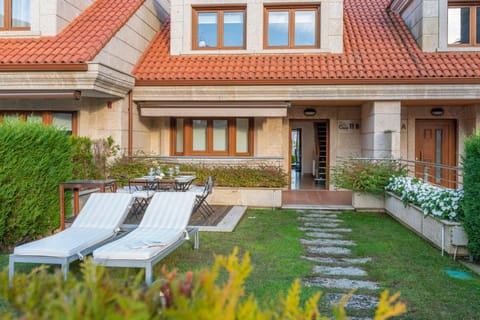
[1,209,479,319]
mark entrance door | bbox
[415,120,456,188]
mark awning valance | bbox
[136,101,289,117]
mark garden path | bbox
[299,210,380,319]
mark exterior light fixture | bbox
[304,108,317,117]
[431,107,444,116]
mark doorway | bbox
[415,119,456,188]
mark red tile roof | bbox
[0,0,145,70]
[133,0,480,84]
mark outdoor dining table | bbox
[128,175,196,192]
[59,179,117,230]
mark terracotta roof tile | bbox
[134,0,480,83]
[0,0,145,69]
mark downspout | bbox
[128,90,133,157]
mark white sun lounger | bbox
[9,193,133,283]
[93,192,198,285]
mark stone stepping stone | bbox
[298,227,352,233]
[305,231,344,239]
[302,256,372,265]
[301,238,356,246]
[298,210,341,215]
[299,213,339,219]
[303,277,380,290]
[312,266,368,277]
[307,246,352,255]
[303,222,340,228]
[298,216,343,223]
[325,293,379,310]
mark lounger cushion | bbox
[139,192,196,229]
[13,228,115,257]
[93,227,184,260]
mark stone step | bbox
[305,231,344,239]
[302,256,372,265]
[298,227,352,233]
[306,246,352,256]
[303,277,380,290]
[325,293,379,310]
[301,238,356,246]
[298,216,343,223]
[299,213,339,219]
[312,266,368,277]
[297,210,344,215]
[303,222,340,228]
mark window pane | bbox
[192,120,207,151]
[198,12,217,48]
[224,12,244,47]
[175,118,184,153]
[236,119,249,153]
[26,113,42,123]
[477,7,480,44]
[213,120,228,151]
[12,0,30,28]
[448,7,470,44]
[268,11,289,46]
[295,11,316,46]
[0,0,4,28]
[52,113,72,135]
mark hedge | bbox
[462,131,480,260]
[0,120,73,251]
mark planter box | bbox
[385,192,469,257]
[352,192,384,212]
[209,187,283,208]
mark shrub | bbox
[385,176,463,221]
[331,159,407,194]
[108,156,288,188]
[0,250,406,319]
[72,136,119,180]
[462,132,480,260]
[0,120,73,251]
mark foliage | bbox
[0,120,73,251]
[71,136,119,180]
[0,250,405,319]
[331,159,407,194]
[108,156,288,188]
[462,131,480,260]
[385,176,463,221]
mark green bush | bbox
[331,159,407,194]
[72,136,119,180]
[462,132,480,260]
[108,156,288,188]
[0,120,73,251]
[0,250,406,319]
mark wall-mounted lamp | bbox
[431,107,444,116]
[107,101,113,109]
[304,108,317,117]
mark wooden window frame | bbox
[0,0,31,31]
[172,118,253,156]
[0,111,77,135]
[192,6,246,50]
[448,2,480,46]
[263,4,320,49]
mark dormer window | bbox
[264,5,319,49]
[448,1,480,46]
[0,0,30,30]
[192,6,246,50]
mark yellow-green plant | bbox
[1,249,406,319]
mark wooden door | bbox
[415,120,456,188]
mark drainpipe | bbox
[128,90,133,157]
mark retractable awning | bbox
[136,101,289,117]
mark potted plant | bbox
[331,159,407,211]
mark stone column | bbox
[361,101,401,158]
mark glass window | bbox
[11,0,30,28]
[448,3,480,46]
[26,113,42,123]
[265,6,319,49]
[52,113,73,135]
[194,7,245,50]
[174,118,252,156]
[192,120,207,151]
[175,118,184,153]
[236,119,249,153]
[1,0,30,30]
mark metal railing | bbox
[351,157,463,189]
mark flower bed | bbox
[384,177,468,257]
